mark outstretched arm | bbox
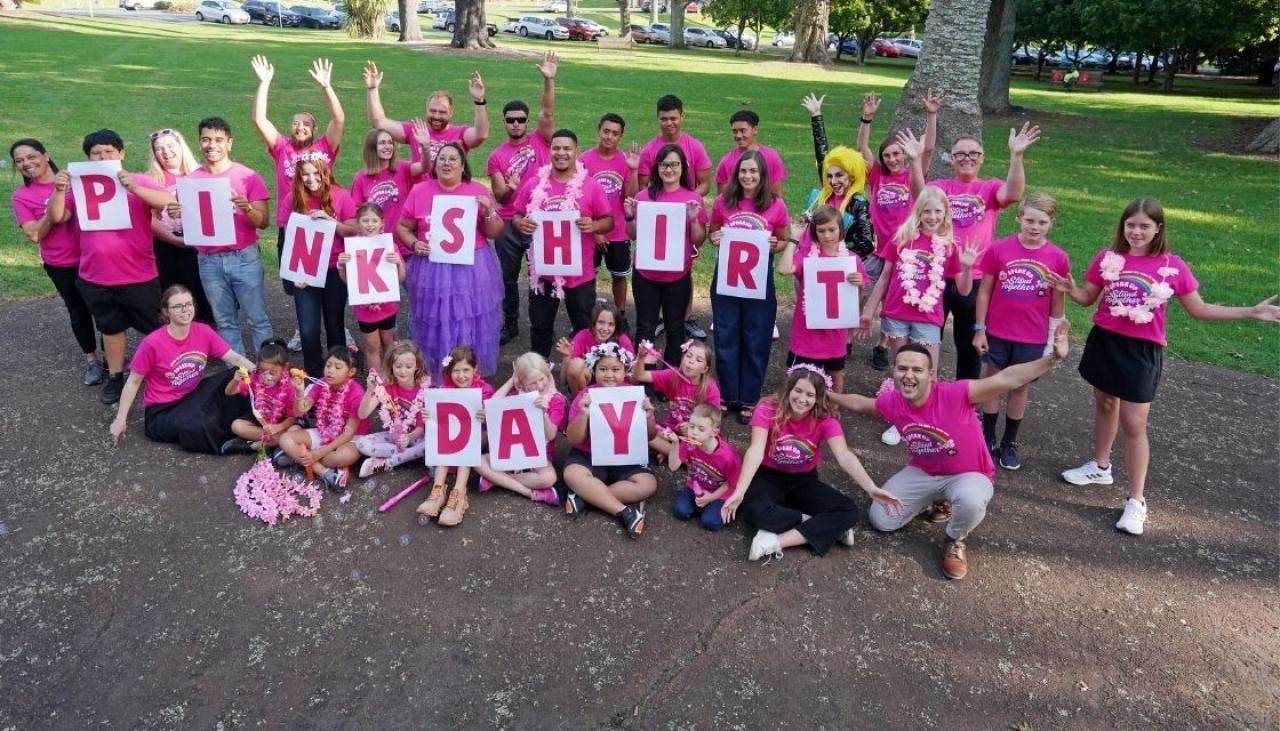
[463,71,490,150]
[921,89,944,171]
[364,61,406,140]
[1179,292,1280,323]
[997,122,1040,206]
[827,389,879,416]
[855,91,879,167]
[802,93,829,184]
[310,58,345,150]
[536,52,558,143]
[896,129,927,197]
[250,54,281,148]
[1044,269,1101,307]
[829,436,902,516]
[968,320,1069,404]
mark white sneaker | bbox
[358,457,389,479]
[881,425,901,446]
[838,527,856,547]
[1062,459,1114,486]
[748,530,783,562]
[772,324,780,341]
[1116,498,1147,535]
[287,329,302,352]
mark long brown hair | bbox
[764,369,834,443]
[290,158,336,217]
[721,149,774,211]
[1110,197,1168,256]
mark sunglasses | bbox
[504,116,528,124]
[149,128,177,141]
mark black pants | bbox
[144,368,248,453]
[496,221,532,326]
[943,279,981,380]
[153,238,213,324]
[529,279,595,358]
[276,227,297,297]
[741,465,859,556]
[294,268,348,376]
[633,271,691,366]
[43,263,99,354]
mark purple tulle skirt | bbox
[407,246,502,381]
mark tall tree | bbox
[398,0,423,41]
[344,0,384,38]
[615,0,631,36]
[451,0,493,48]
[788,0,832,63]
[671,0,687,48]
[978,0,1016,113]
[891,0,991,178]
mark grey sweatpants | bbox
[868,466,994,541]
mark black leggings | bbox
[632,271,691,366]
[943,279,981,380]
[43,263,98,355]
[153,237,213,324]
[294,268,349,377]
[529,279,595,358]
[144,369,248,453]
[741,465,859,556]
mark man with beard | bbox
[831,321,1070,581]
[510,130,614,358]
[364,61,489,172]
[491,52,559,346]
[579,113,640,334]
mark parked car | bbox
[576,17,606,35]
[196,0,251,23]
[835,37,859,56]
[384,9,401,30]
[683,26,726,48]
[542,0,566,12]
[242,0,300,25]
[119,0,162,9]
[640,0,667,12]
[871,37,900,57]
[290,4,341,28]
[417,0,447,12]
[711,27,754,49]
[648,22,671,44]
[627,24,658,43]
[684,1,703,13]
[1058,48,1109,68]
[433,9,497,35]
[771,32,794,47]
[514,15,568,39]
[557,17,604,40]
[890,37,922,57]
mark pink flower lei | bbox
[313,379,353,443]
[898,235,950,313]
[1100,251,1177,326]
[233,458,323,526]
[526,161,588,300]
[248,374,288,437]
[370,369,424,452]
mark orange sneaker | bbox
[941,537,968,580]
[437,485,470,527]
[417,483,447,517]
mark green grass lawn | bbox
[1,14,1277,374]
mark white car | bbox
[195,0,251,23]
[772,32,794,47]
[648,21,671,44]
[542,0,566,12]
[891,37,923,57]
[119,0,162,9]
[503,16,520,33]
[516,15,568,39]
[417,0,447,12]
[683,26,726,48]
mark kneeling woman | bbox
[722,365,902,561]
[110,285,256,452]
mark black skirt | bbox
[144,368,249,453]
[1078,325,1163,403]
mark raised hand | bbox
[309,58,334,88]
[894,128,925,160]
[537,50,558,79]
[860,91,880,119]
[363,60,382,90]
[555,337,573,358]
[1050,318,1071,361]
[411,118,432,147]
[623,142,641,171]
[958,238,981,268]
[250,54,274,83]
[922,88,946,114]
[468,71,485,103]
[1008,122,1041,155]
[801,92,826,117]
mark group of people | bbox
[12,54,1278,578]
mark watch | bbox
[972,323,987,332]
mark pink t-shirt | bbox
[12,181,79,267]
[270,136,338,227]
[1085,249,1198,347]
[64,171,164,286]
[710,195,790,235]
[880,235,961,326]
[569,328,635,359]
[568,384,636,454]
[579,147,633,242]
[353,299,399,325]
[511,170,613,289]
[789,246,869,359]
[306,381,371,435]
[876,379,994,480]
[350,161,415,249]
[187,163,271,253]
[639,133,712,190]
[400,178,495,251]
[384,381,426,428]
[443,375,496,400]
[651,367,722,430]
[713,145,788,189]
[536,389,568,456]
[129,322,231,407]
[749,397,843,474]
[633,187,708,283]
[868,166,913,256]
[402,121,472,169]
[236,371,296,425]
[932,177,1005,277]
[487,134,551,220]
[679,437,742,498]
[292,186,357,269]
[979,235,1071,345]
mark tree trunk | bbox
[1034,51,1044,82]
[616,0,629,35]
[1245,118,1280,154]
[1147,51,1160,83]
[1132,54,1141,84]
[891,0,992,179]
[648,3,656,25]
[451,0,493,48]
[735,16,747,57]
[397,0,423,41]
[787,0,830,64]
[977,0,1015,114]
[670,0,686,48]
[567,0,576,19]
[1161,52,1176,92]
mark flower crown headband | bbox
[786,362,833,389]
[585,341,635,373]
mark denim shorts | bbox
[881,316,942,344]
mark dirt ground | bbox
[0,286,1276,731]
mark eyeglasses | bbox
[149,128,177,141]
[504,117,528,124]
[951,150,984,162]
[658,161,682,170]
[167,302,196,311]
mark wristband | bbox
[972,323,987,332]
[860,116,873,124]
[474,99,486,106]
[787,237,799,244]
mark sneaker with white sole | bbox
[771,324,780,341]
[1115,498,1147,535]
[881,425,901,446]
[287,329,302,352]
[1062,459,1114,486]
[358,457,390,479]
[748,530,783,561]
[655,321,666,337]
[838,527,856,547]
[685,318,707,339]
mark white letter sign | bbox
[423,388,482,467]
[280,212,336,288]
[344,234,400,306]
[803,257,861,329]
[68,160,128,232]
[715,227,771,300]
[485,392,548,472]
[588,385,648,466]
[428,194,478,265]
[634,201,686,273]
[176,177,236,247]
[530,209,584,277]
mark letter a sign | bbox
[484,392,548,471]
[428,194,478,265]
[344,233,400,306]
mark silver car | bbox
[683,26,726,48]
[195,0,251,23]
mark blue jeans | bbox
[294,267,348,376]
[198,246,273,354]
[710,263,777,408]
[672,487,726,531]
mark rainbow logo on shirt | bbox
[948,193,986,229]
[726,211,769,231]
[1105,270,1156,309]
[769,434,818,467]
[165,350,209,390]
[875,182,911,212]
[594,170,624,199]
[686,454,726,495]
[999,258,1053,299]
[902,422,958,460]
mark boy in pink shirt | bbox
[713,109,787,196]
[579,113,641,333]
[667,404,740,531]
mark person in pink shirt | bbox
[666,404,740,531]
[144,128,213,327]
[971,192,1070,471]
[555,300,635,395]
[721,366,901,562]
[9,138,105,386]
[490,52,559,345]
[349,127,427,248]
[1049,198,1280,536]
[108,285,256,453]
[632,338,720,461]
[186,117,275,355]
[249,55,345,299]
[277,346,368,491]
[833,327,1070,579]
[899,120,1040,380]
[338,204,407,374]
[45,129,175,406]
[354,340,429,477]
[474,351,564,506]
[511,129,615,359]
[579,113,641,335]
[364,60,489,172]
[713,109,787,196]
